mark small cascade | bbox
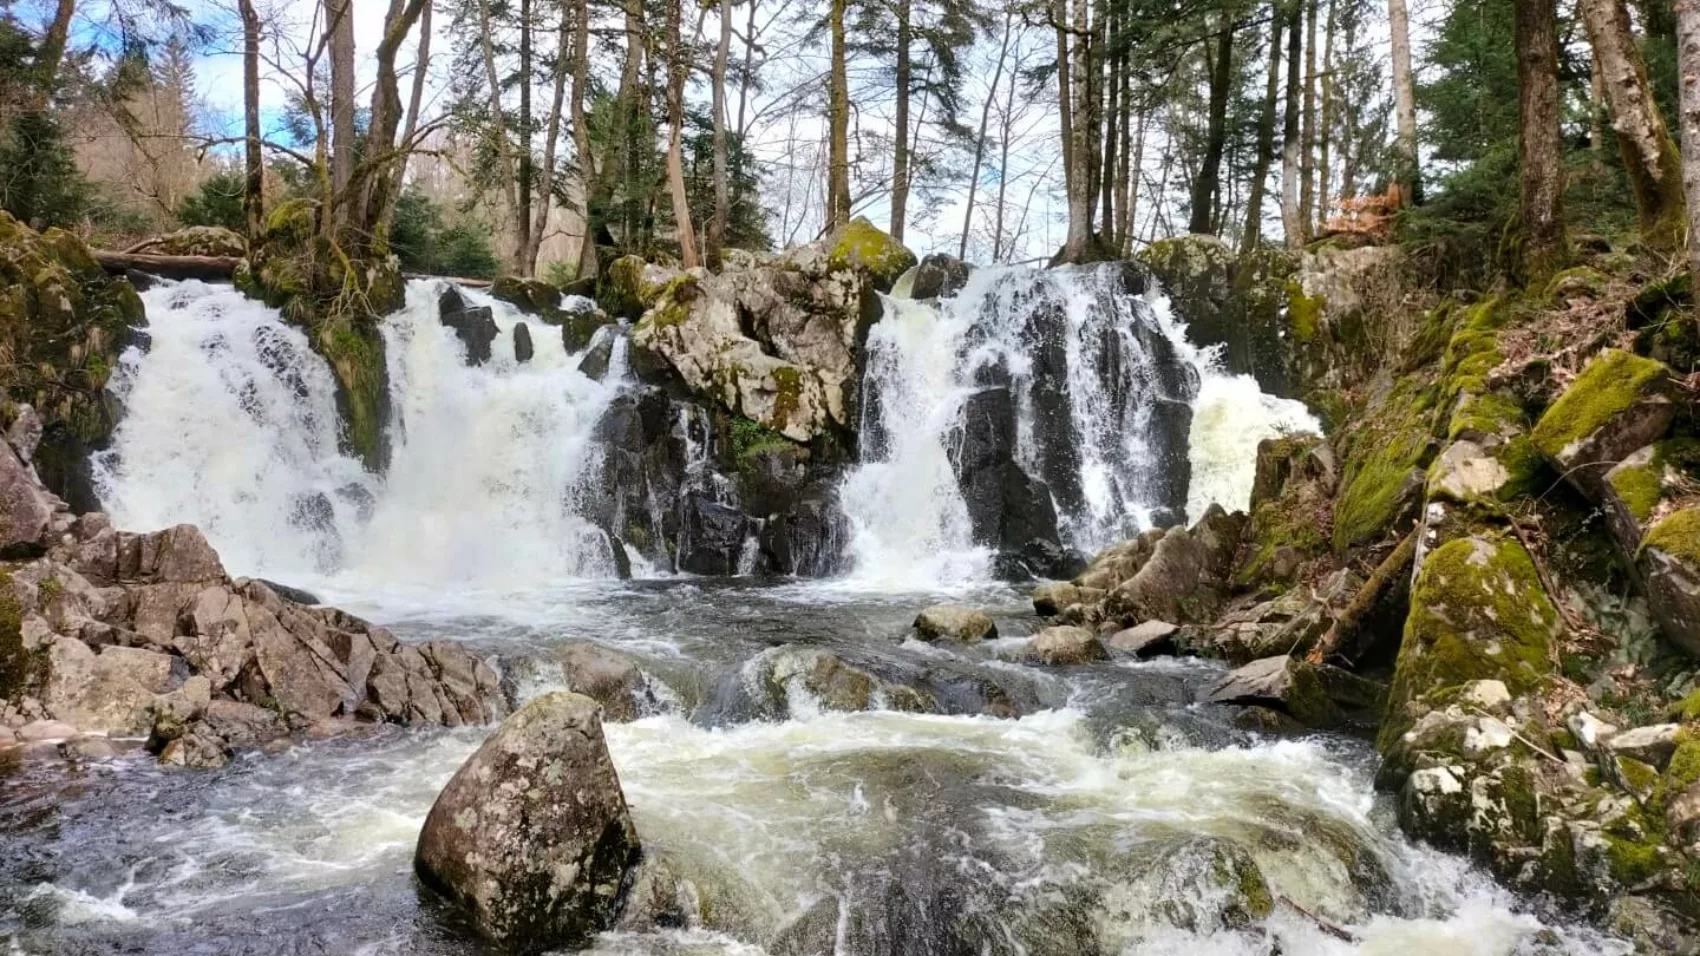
[838,263,1203,586]
[95,279,630,591]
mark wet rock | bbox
[157,730,233,769]
[1024,625,1107,665]
[554,642,657,722]
[1105,620,1178,658]
[512,321,534,363]
[1104,507,1245,626]
[761,647,933,713]
[16,719,77,741]
[0,438,64,556]
[1104,836,1273,934]
[1206,655,1383,729]
[906,253,971,300]
[611,851,696,931]
[912,605,997,643]
[255,579,320,606]
[578,326,619,381]
[1604,723,1682,770]
[441,305,499,366]
[60,735,121,760]
[677,496,752,576]
[415,692,640,952]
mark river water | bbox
[0,276,1624,955]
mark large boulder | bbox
[415,692,640,953]
[138,226,247,258]
[1205,655,1385,729]
[912,605,997,643]
[554,642,659,722]
[1023,625,1108,665]
[1639,507,1700,657]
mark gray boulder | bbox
[415,692,640,952]
[1024,626,1107,665]
[555,642,656,722]
[912,604,997,643]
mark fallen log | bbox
[1305,528,1418,666]
[94,250,240,282]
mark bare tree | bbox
[240,0,263,242]
[1677,0,1700,279]
[665,0,700,266]
[1515,0,1566,274]
[1580,0,1685,249]
[708,0,734,266]
[827,0,852,228]
[1387,0,1418,197]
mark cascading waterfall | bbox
[839,262,1316,586]
[94,279,627,592]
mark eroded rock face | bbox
[415,692,640,953]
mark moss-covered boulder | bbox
[824,217,915,292]
[1639,507,1700,658]
[491,274,613,352]
[1532,349,1675,492]
[1332,376,1438,552]
[0,211,147,509]
[597,255,681,321]
[140,226,247,258]
[235,198,402,472]
[1236,435,1334,588]
[1379,534,1560,753]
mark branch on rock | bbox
[1305,529,1418,666]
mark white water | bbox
[94,280,625,591]
[839,266,1320,586]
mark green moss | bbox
[0,569,23,702]
[728,415,796,463]
[1531,349,1669,460]
[1544,266,1606,302]
[771,365,802,427]
[1493,435,1548,501]
[317,319,389,471]
[1666,735,1700,793]
[1333,378,1439,552]
[1284,278,1324,341]
[1674,690,1700,723]
[1627,271,1691,329]
[826,217,916,290]
[1607,455,1665,524]
[1448,392,1523,443]
[639,275,699,331]
[1378,534,1559,753]
[1642,507,1700,565]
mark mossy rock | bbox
[490,275,562,316]
[598,255,673,320]
[826,217,916,292]
[0,569,27,702]
[1531,349,1672,466]
[1626,271,1691,330]
[1634,308,1700,375]
[1333,377,1439,552]
[1378,534,1560,753]
[147,226,247,258]
[0,212,148,508]
[1544,266,1606,303]
[316,317,391,472]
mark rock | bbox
[6,404,42,465]
[1031,581,1084,616]
[513,321,534,363]
[1207,656,1343,728]
[1025,626,1107,665]
[0,439,64,556]
[903,253,971,300]
[60,735,121,760]
[16,719,77,741]
[761,647,933,714]
[676,496,752,576]
[414,692,640,952]
[554,643,655,722]
[611,851,695,932]
[822,216,916,292]
[157,731,232,769]
[143,226,247,258]
[1105,620,1178,658]
[1637,506,1700,657]
[1604,723,1682,770]
[1532,350,1674,491]
[912,605,997,643]
[578,326,620,381]
[1458,679,1512,714]
[255,579,320,605]
[45,644,181,735]
[1104,836,1273,933]
[441,305,500,366]
[1105,507,1245,626]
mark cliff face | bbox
[1146,236,1700,949]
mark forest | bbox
[0,0,1688,290]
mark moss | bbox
[1333,378,1439,552]
[826,217,916,291]
[1448,392,1524,443]
[1642,507,1700,566]
[1627,271,1691,329]
[317,319,389,471]
[1531,349,1669,460]
[1619,756,1660,794]
[728,415,796,464]
[0,569,23,702]
[1284,278,1324,341]
[1674,690,1700,723]
[1493,435,1548,502]
[1603,832,1666,885]
[1544,266,1606,302]
[1607,453,1666,524]
[771,365,802,428]
[1666,735,1700,793]
[1378,534,1559,753]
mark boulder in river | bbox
[415,692,640,953]
[912,604,997,643]
[1023,625,1108,665]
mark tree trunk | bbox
[1242,0,1283,253]
[708,0,733,267]
[993,31,1020,261]
[522,9,572,275]
[1099,6,1118,240]
[33,0,76,102]
[515,0,535,274]
[476,0,521,252]
[666,0,700,267]
[354,0,430,244]
[1316,0,1334,232]
[1122,108,1146,253]
[240,0,263,243]
[1677,0,1700,281]
[573,0,600,280]
[1190,15,1234,235]
[962,13,1013,259]
[1064,0,1094,259]
[327,0,357,228]
[396,0,433,196]
[891,0,912,241]
[1580,0,1686,249]
[1114,35,1133,251]
[1053,0,1074,204]
[1387,0,1419,198]
[827,0,852,229]
[1515,0,1567,276]
[1280,1,1303,247]
[1298,0,1317,240]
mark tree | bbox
[827,0,852,229]
[1242,0,1283,252]
[708,0,734,266]
[178,170,247,231]
[1514,0,1565,275]
[1188,10,1234,235]
[326,0,356,227]
[1387,0,1417,197]
[240,0,263,242]
[1579,0,1685,249]
[1280,0,1302,246]
[664,0,699,267]
[1678,0,1700,280]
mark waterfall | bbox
[94,279,626,591]
[839,263,1320,586]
